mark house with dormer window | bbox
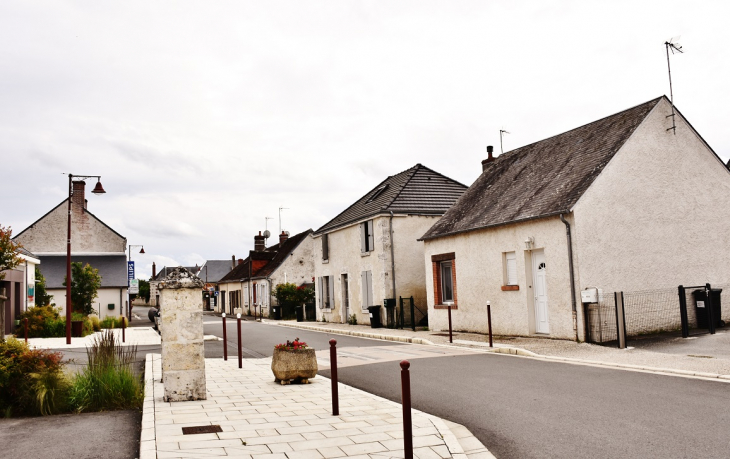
[313,164,467,326]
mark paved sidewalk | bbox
[266,320,730,379]
[142,354,494,459]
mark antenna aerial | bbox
[665,37,683,134]
[264,217,273,240]
[499,129,510,155]
[278,206,289,236]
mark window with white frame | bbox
[360,220,374,253]
[361,270,373,309]
[504,251,518,285]
[440,262,454,304]
[318,276,334,309]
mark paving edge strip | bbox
[270,321,730,383]
[140,354,157,459]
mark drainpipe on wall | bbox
[560,213,579,342]
[389,211,396,301]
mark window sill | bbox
[322,259,329,264]
[434,304,458,310]
[360,252,371,257]
[501,285,519,291]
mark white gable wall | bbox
[572,98,730,293]
[423,216,577,340]
[269,235,315,304]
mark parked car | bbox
[154,309,161,332]
[148,307,158,323]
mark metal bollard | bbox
[222,313,228,361]
[237,313,242,369]
[447,305,453,343]
[122,314,126,343]
[400,360,413,459]
[487,301,493,348]
[329,339,339,416]
[24,318,28,343]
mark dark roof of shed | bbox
[421,97,664,241]
[153,266,200,281]
[218,229,312,282]
[199,260,234,283]
[314,164,467,235]
[39,255,128,289]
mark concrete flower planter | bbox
[271,348,317,385]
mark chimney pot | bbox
[482,145,496,172]
[231,255,236,270]
[152,262,157,279]
[238,258,244,265]
[279,231,289,244]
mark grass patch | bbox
[67,330,143,413]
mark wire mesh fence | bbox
[585,283,729,346]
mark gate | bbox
[397,296,429,330]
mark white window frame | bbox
[440,261,454,304]
[360,220,375,253]
[318,276,334,309]
[504,251,518,286]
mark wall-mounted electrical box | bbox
[581,288,603,304]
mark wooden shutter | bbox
[361,271,368,308]
[360,223,367,253]
[366,271,373,305]
[367,220,374,252]
[322,234,329,260]
[328,276,335,310]
[318,277,324,308]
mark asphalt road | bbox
[205,319,730,459]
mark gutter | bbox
[389,211,396,301]
[560,213,579,342]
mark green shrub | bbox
[99,316,127,329]
[0,338,68,416]
[67,330,143,412]
[15,305,61,338]
[347,314,358,325]
[88,315,101,332]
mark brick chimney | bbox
[254,231,266,252]
[152,262,157,279]
[279,231,289,245]
[72,181,87,210]
[231,255,236,270]
[238,259,244,265]
[481,145,495,172]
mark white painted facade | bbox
[423,98,730,341]
[268,235,315,304]
[314,214,439,325]
[47,287,126,320]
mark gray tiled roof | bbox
[314,164,467,235]
[421,97,664,241]
[39,255,128,289]
[199,260,234,283]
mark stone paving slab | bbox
[142,354,493,459]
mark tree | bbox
[138,279,150,303]
[34,266,53,307]
[0,225,22,281]
[63,262,102,315]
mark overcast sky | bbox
[2,1,728,279]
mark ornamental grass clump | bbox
[67,330,143,413]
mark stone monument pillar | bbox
[159,267,207,401]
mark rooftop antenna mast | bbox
[499,129,510,155]
[278,206,289,236]
[665,37,683,134]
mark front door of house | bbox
[532,249,550,334]
[341,274,349,322]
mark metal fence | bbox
[585,283,729,346]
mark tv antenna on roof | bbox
[499,129,510,155]
[278,206,289,236]
[264,217,273,240]
[665,36,683,134]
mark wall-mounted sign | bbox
[128,261,135,283]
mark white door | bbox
[532,250,550,334]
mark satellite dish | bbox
[263,230,271,239]
[284,230,290,236]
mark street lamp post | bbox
[66,174,106,345]
[128,245,145,321]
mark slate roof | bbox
[39,255,128,289]
[421,97,664,241]
[218,229,312,282]
[153,266,200,281]
[199,260,234,283]
[314,164,467,235]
